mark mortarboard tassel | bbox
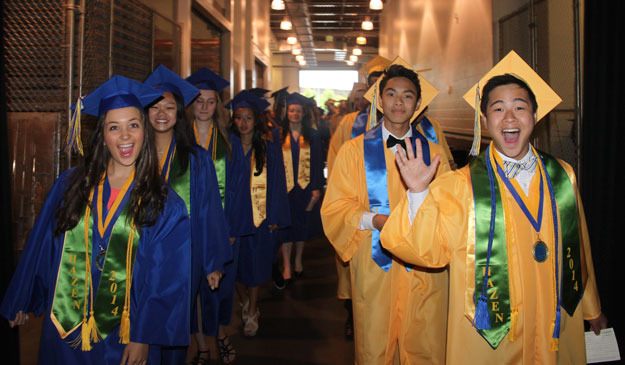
[473,293,491,330]
[550,308,561,351]
[67,97,85,156]
[469,85,481,157]
[367,82,378,129]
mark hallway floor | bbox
[18,237,355,365]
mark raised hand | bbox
[395,138,440,193]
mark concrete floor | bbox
[18,237,355,364]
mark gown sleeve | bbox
[320,139,370,262]
[380,169,469,268]
[309,131,324,191]
[0,169,75,321]
[130,189,192,346]
[267,138,291,228]
[225,134,255,237]
[193,147,232,275]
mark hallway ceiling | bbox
[270,0,381,67]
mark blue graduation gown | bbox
[163,146,232,363]
[0,169,192,364]
[281,130,324,243]
[199,133,251,334]
[237,138,291,287]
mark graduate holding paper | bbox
[381,51,607,364]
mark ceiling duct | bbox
[285,0,317,66]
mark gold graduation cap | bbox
[363,55,439,123]
[359,55,392,78]
[463,50,562,155]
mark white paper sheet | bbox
[585,327,621,363]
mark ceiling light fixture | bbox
[346,60,355,66]
[295,55,305,62]
[352,47,362,56]
[271,0,285,11]
[287,36,297,45]
[356,36,367,45]
[362,17,373,31]
[299,59,307,66]
[292,48,302,55]
[349,54,358,62]
[369,0,383,10]
[280,17,292,30]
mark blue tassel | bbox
[552,308,561,339]
[474,294,491,330]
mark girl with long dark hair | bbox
[0,76,193,364]
[144,65,232,365]
[228,91,290,338]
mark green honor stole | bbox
[50,172,139,351]
[469,145,583,349]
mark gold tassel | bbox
[67,97,85,156]
[119,227,135,344]
[469,85,481,156]
[88,312,100,344]
[119,309,130,344]
[81,317,92,351]
[509,309,518,342]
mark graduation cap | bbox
[248,87,270,99]
[364,56,439,124]
[68,75,162,155]
[462,50,562,156]
[286,92,313,107]
[270,86,289,99]
[226,90,270,115]
[359,55,392,78]
[186,67,230,92]
[144,64,200,107]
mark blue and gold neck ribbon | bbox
[363,122,430,271]
[351,110,369,138]
[51,172,139,350]
[418,116,439,144]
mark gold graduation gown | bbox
[326,110,359,299]
[380,157,602,365]
[321,134,451,365]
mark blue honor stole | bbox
[419,116,439,144]
[351,110,370,138]
[363,123,430,271]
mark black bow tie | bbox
[386,135,406,150]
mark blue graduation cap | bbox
[144,64,200,107]
[81,75,162,117]
[286,92,313,107]
[68,75,161,155]
[186,67,230,92]
[248,87,270,98]
[270,86,289,99]
[226,90,270,115]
